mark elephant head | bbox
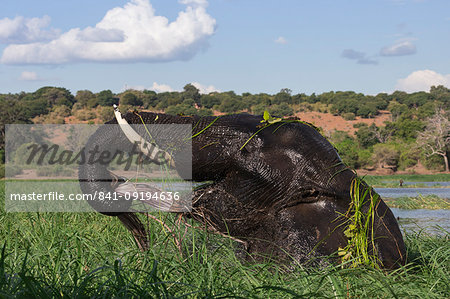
[79,109,406,268]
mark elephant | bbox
[78,109,406,269]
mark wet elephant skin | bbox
[79,112,406,268]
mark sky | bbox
[0,0,449,95]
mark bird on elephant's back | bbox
[78,110,406,269]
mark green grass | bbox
[337,178,380,268]
[384,195,450,210]
[364,174,450,188]
[1,181,449,298]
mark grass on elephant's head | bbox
[0,181,449,298]
[336,177,381,269]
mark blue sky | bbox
[1,0,449,95]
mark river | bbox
[391,208,450,236]
[376,182,449,235]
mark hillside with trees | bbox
[1,84,449,177]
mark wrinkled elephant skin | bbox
[79,112,406,268]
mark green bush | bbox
[268,103,293,117]
[75,110,97,121]
[121,93,143,106]
[296,102,312,112]
[196,108,213,117]
[52,105,71,117]
[118,105,133,114]
[35,165,74,177]
[250,103,267,115]
[311,102,329,113]
[342,112,356,120]
[422,154,445,171]
[355,124,378,148]
[356,103,377,118]
[13,142,37,166]
[357,149,373,168]
[98,106,114,122]
[1,164,23,177]
[372,143,400,170]
[398,145,420,170]
[334,138,360,169]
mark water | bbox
[391,208,450,235]
[382,181,450,187]
[402,181,450,187]
[375,187,450,199]
[376,181,450,235]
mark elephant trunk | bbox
[348,181,406,268]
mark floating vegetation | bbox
[384,195,450,210]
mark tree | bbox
[23,98,49,119]
[333,136,360,169]
[372,143,400,171]
[0,99,31,151]
[98,106,115,122]
[399,91,429,108]
[370,123,394,143]
[216,94,244,113]
[182,84,201,105]
[36,87,75,108]
[268,103,293,117]
[75,90,95,107]
[96,90,119,107]
[392,117,424,139]
[121,92,143,106]
[429,85,450,108]
[291,93,308,105]
[355,124,378,148]
[272,88,292,105]
[417,109,450,172]
[387,100,407,122]
[200,94,221,109]
[356,103,377,118]
[142,90,158,108]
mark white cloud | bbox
[124,81,218,94]
[150,82,175,93]
[180,0,209,6]
[191,82,219,94]
[0,15,60,44]
[274,36,287,44]
[380,40,416,56]
[123,82,175,93]
[1,0,216,64]
[19,71,40,81]
[395,70,450,92]
[77,27,125,43]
